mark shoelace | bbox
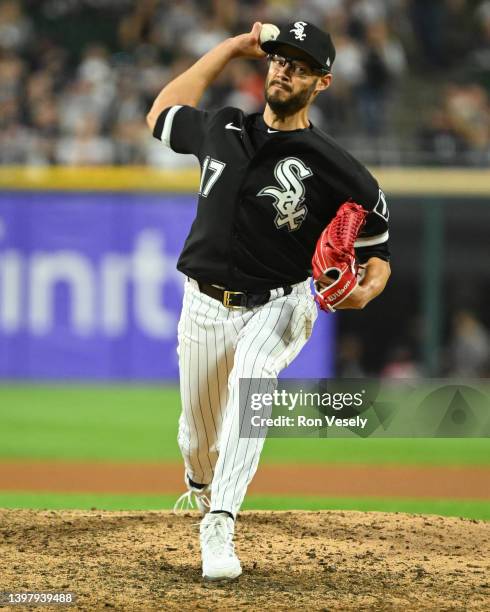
[201,516,235,558]
[173,489,210,513]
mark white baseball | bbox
[259,23,280,44]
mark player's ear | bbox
[315,73,332,93]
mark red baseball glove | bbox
[312,201,368,312]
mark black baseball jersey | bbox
[153,105,390,291]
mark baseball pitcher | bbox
[146,20,391,581]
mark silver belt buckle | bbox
[223,290,244,309]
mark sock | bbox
[211,510,234,521]
[188,476,207,489]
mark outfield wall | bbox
[1,166,488,380]
[0,183,334,380]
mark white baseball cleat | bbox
[173,476,211,516]
[200,512,242,581]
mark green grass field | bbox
[0,385,489,519]
[0,492,488,520]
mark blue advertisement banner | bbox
[0,191,334,380]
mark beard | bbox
[264,76,317,118]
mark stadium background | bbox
[0,0,489,520]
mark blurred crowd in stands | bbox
[0,0,489,166]
[337,309,490,378]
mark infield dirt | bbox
[1,509,489,611]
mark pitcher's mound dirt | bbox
[0,510,489,611]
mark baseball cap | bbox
[260,21,336,72]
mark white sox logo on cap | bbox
[290,21,308,41]
[261,20,336,72]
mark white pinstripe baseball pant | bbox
[176,276,317,517]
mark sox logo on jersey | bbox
[257,157,313,231]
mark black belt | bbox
[198,282,292,308]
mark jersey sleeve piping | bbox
[354,230,389,247]
[152,105,183,149]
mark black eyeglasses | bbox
[267,53,329,78]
